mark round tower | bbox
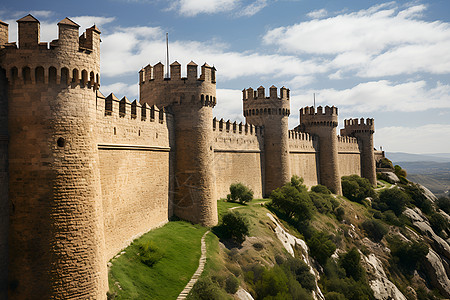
[299,106,342,195]
[340,118,376,186]
[243,85,291,196]
[139,61,217,226]
[1,15,107,298]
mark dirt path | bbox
[176,230,209,299]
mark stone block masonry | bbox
[0,15,382,299]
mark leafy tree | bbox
[270,182,314,221]
[340,248,364,281]
[187,277,227,300]
[362,219,389,242]
[310,192,334,214]
[311,184,331,194]
[225,275,239,294]
[403,183,433,214]
[283,257,316,291]
[377,158,393,169]
[227,183,253,204]
[220,211,249,244]
[377,188,411,216]
[341,175,376,203]
[307,231,337,265]
[389,238,429,271]
[429,213,448,235]
[436,196,450,214]
[394,165,407,178]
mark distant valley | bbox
[386,152,450,196]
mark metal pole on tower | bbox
[166,32,169,78]
[313,93,316,108]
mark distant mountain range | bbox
[385,152,450,196]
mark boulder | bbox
[379,172,400,184]
[422,248,450,297]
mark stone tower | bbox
[341,118,376,186]
[243,85,291,196]
[0,15,107,299]
[299,106,342,195]
[139,61,218,226]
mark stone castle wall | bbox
[213,119,265,199]
[95,93,174,260]
[0,15,381,299]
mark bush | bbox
[311,184,331,194]
[436,196,450,214]
[283,257,316,291]
[376,188,411,216]
[187,277,226,300]
[310,192,334,214]
[382,210,402,226]
[394,165,407,178]
[225,275,239,294]
[389,238,429,271]
[429,213,448,235]
[334,207,345,221]
[377,158,394,169]
[340,248,364,281]
[341,175,376,204]
[220,211,250,244]
[325,291,347,300]
[138,241,164,267]
[270,179,314,221]
[361,219,389,242]
[403,183,433,215]
[227,183,253,204]
[307,231,337,265]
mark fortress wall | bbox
[288,131,319,187]
[0,67,8,298]
[213,119,264,199]
[338,136,362,176]
[95,94,175,260]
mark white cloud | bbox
[100,82,139,99]
[263,3,450,77]
[214,89,245,122]
[291,80,450,114]
[237,0,268,17]
[168,0,238,17]
[306,8,327,19]
[375,124,450,154]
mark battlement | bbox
[100,92,169,124]
[212,117,263,136]
[337,135,359,144]
[1,15,99,53]
[340,118,375,136]
[243,85,290,119]
[242,85,289,101]
[288,130,315,141]
[0,15,101,90]
[139,61,216,83]
[299,106,338,127]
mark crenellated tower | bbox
[299,106,342,195]
[243,85,291,195]
[341,118,376,186]
[0,15,107,299]
[139,61,218,226]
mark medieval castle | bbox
[0,15,383,299]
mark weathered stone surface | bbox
[423,248,450,297]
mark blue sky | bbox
[1,0,450,154]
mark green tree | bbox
[220,211,249,244]
[227,183,253,204]
[341,175,376,203]
[361,219,389,242]
[340,248,364,281]
[307,231,337,265]
[270,183,314,221]
[377,188,411,216]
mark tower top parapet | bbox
[340,118,374,136]
[299,106,338,127]
[242,85,289,101]
[0,14,100,54]
[139,61,216,84]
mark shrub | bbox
[310,192,334,214]
[429,213,448,235]
[325,292,347,300]
[311,184,331,194]
[341,175,376,203]
[225,275,239,294]
[334,207,345,221]
[187,277,226,300]
[379,188,411,216]
[284,257,316,291]
[403,183,433,214]
[221,211,249,244]
[377,158,393,169]
[340,248,364,281]
[382,210,402,226]
[389,238,429,271]
[138,241,164,267]
[227,183,253,204]
[307,231,337,265]
[436,196,450,214]
[361,219,388,242]
[252,242,264,251]
[394,165,407,178]
[270,181,314,221]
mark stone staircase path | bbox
[176,230,210,299]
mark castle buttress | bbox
[0,15,382,299]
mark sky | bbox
[1,0,450,154]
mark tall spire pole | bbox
[166,32,169,78]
